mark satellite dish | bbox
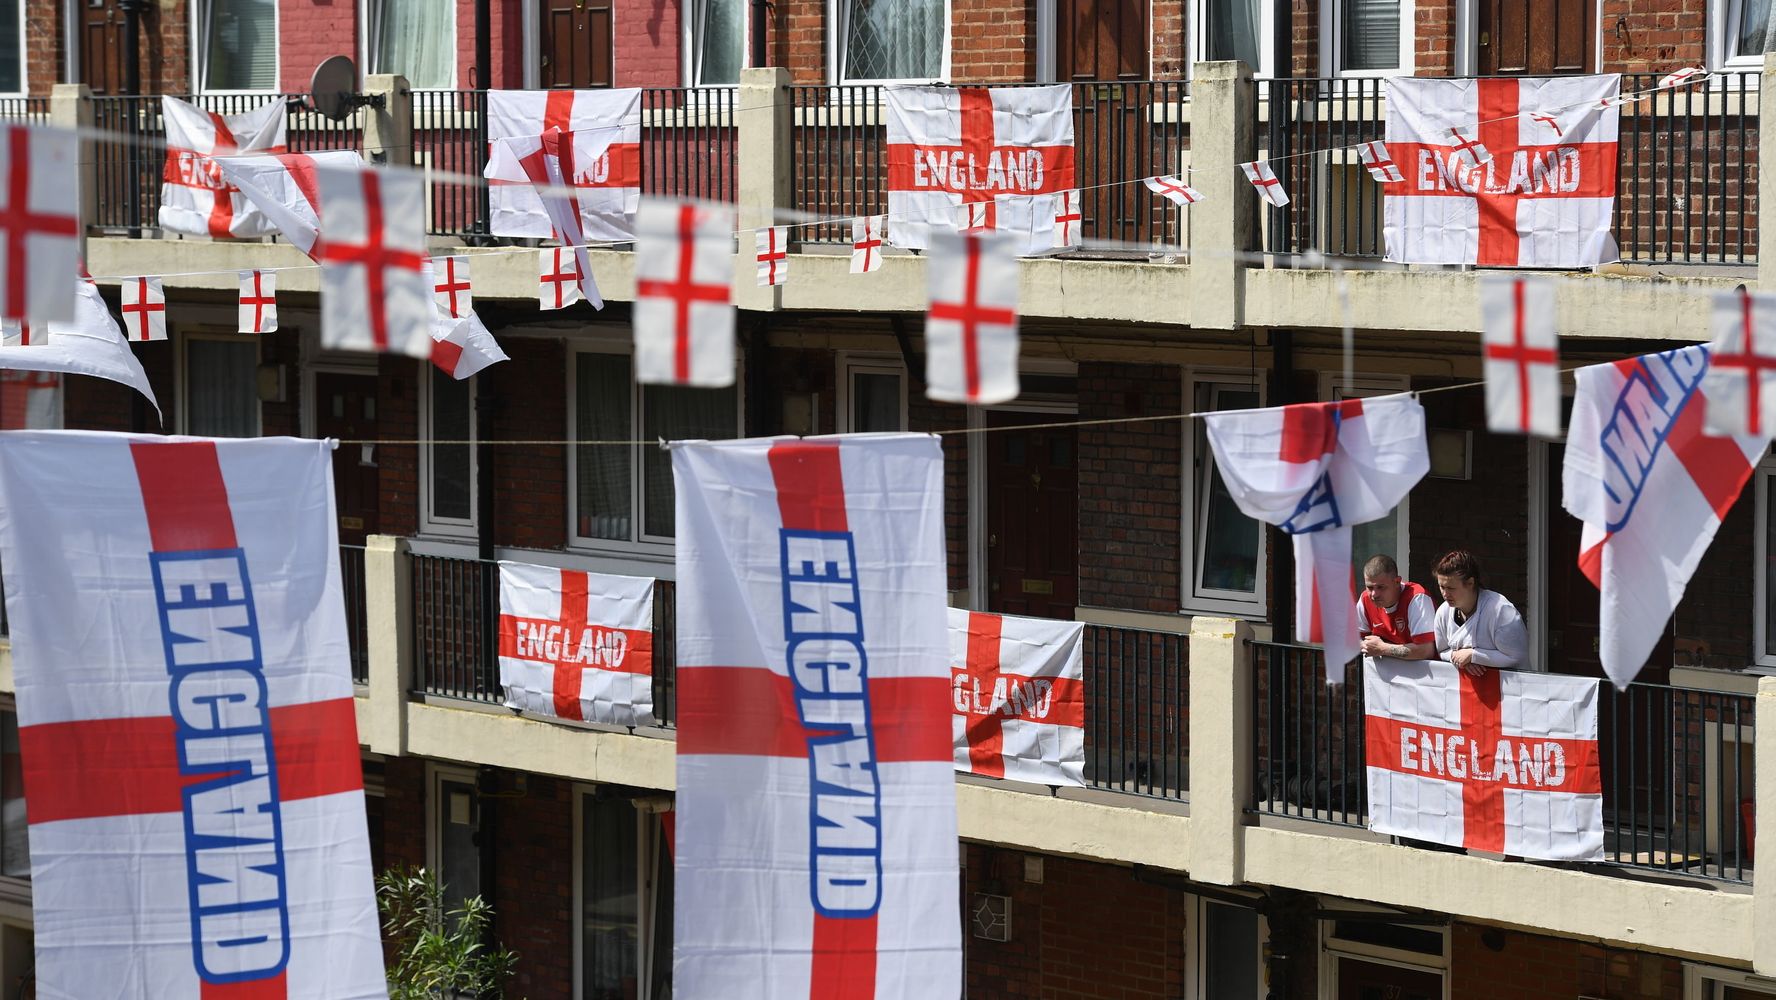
[309,55,363,122]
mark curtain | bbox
[642,382,737,538]
[843,0,945,80]
[576,353,633,541]
[1741,0,1772,57]
[186,339,258,438]
[693,0,745,86]
[429,367,472,523]
[374,0,454,90]
[1206,0,1260,68]
[852,372,902,432]
[204,0,276,91]
[1342,0,1401,71]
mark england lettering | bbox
[512,620,632,668]
[1413,147,1583,195]
[1393,725,1572,788]
[909,148,1049,193]
[951,673,1055,721]
[1597,347,1707,531]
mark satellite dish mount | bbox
[302,56,386,122]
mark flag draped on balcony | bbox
[487,129,612,309]
[0,274,158,415]
[1479,274,1561,437]
[315,163,433,359]
[633,198,734,387]
[671,433,961,1000]
[486,89,641,239]
[215,150,367,260]
[0,433,385,998]
[0,124,80,329]
[239,269,278,334]
[498,560,655,727]
[925,228,1020,405]
[159,96,287,239]
[120,275,168,342]
[1563,346,1760,689]
[1204,396,1429,678]
[1701,289,1776,438]
[948,608,1086,786]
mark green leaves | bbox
[376,865,521,1000]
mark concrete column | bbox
[364,533,413,756]
[1186,615,1254,886]
[1185,61,1256,331]
[362,74,413,167]
[1754,676,1776,973]
[1763,55,1776,285]
[50,84,94,253]
[735,66,792,312]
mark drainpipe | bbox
[752,0,769,67]
[474,0,492,88]
[117,0,149,95]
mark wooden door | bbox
[80,0,128,96]
[985,411,1078,619]
[314,373,380,546]
[1056,0,1148,81]
[1478,0,1594,75]
[540,0,613,89]
[1336,958,1442,1000]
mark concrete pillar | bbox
[1186,615,1254,886]
[736,66,792,313]
[1185,61,1256,331]
[1754,676,1776,973]
[1763,54,1776,285]
[364,534,412,756]
[362,74,413,168]
[50,84,93,253]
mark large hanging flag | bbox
[487,130,609,307]
[885,84,1076,255]
[486,89,642,238]
[634,198,733,387]
[1383,75,1620,266]
[159,96,287,238]
[0,433,386,998]
[120,275,168,342]
[0,274,160,416]
[925,228,1019,405]
[948,608,1085,786]
[1564,346,1760,688]
[0,124,80,328]
[316,163,432,358]
[215,150,367,260]
[1204,396,1429,677]
[1701,288,1776,438]
[1479,274,1560,436]
[672,434,961,1000]
[1365,660,1603,860]
[498,561,655,727]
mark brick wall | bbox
[378,354,420,538]
[279,0,356,94]
[1601,0,1709,74]
[487,336,568,550]
[489,772,575,999]
[24,4,60,96]
[1078,361,1182,613]
[1450,924,1684,1000]
[614,0,681,87]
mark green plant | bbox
[377,865,520,1000]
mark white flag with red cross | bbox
[756,226,789,286]
[1658,67,1707,89]
[1358,141,1405,184]
[634,198,734,387]
[498,560,655,728]
[538,247,582,310]
[316,164,432,359]
[1052,189,1083,248]
[0,433,386,998]
[1383,75,1621,267]
[0,316,41,347]
[1241,159,1290,207]
[885,84,1076,255]
[420,259,507,381]
[1365,660,1603,860]
[159,96,287,238]
[121,275,168,342]
[926,228,1019,405]
[1702,289,1776,439]
[948,608,1085,786]
[433,255,472,319]
[1204,396,1428,678]
[1479,274,1561,437]
[486,89,641,238]
[0,370,59,428]
[672,434,961,1000]
[0,274,159,415]
[851,214,886,274]
[214,150,366,260]
[1144,175,1203,207]
[1564,346,1761,688]
[0,124,80,328]
[238,269,278,333]
[487,130,609,308]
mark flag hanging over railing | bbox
[486,89,642,239]
[948,608,1085,786]
[498,560,655,727]
[159,96,287,239]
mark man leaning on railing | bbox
[1432,549,1528,676]
[1356,553,1437,667]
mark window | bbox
[1321,917,1447,1000]
[1184,373,1266,616]
[200,0,277,91]
[572,348,740,548]
[0,710,25,880]
[1753,452,1776,666]
[575,793,673,1000]
[428,766,481,917]
[1194,0,1275,77]
[1324,374,1411,586]
[688,0,746,86]
[423,364,476,535]
[1687,964,1776,999]
[368,0,455,89]
[839,355,907,433]
[833,0,949,82]
[1188,899,1264,999]
[0,0,20,94]
[1716,0,1772,67]
[1329,0,1414,74]
[182,335,260,437]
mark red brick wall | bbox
[378,355,420,539]
[1601,0,1708,74]
[487,336,568,550]
[24,4,60,96]
[279,0,357,94]
[1078,361,1182,612]
[1450,924,1683,1000]
[490,772,575,999]
[1416,0,1459,76]
[614,0,682,87]
[1153,0,1187,79]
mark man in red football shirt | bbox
[1355,554,1437,664]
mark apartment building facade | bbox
[0,2,1771,999]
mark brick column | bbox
[1186,61,1256,331]
[1187,615,1254,885]
[365,533,413,755]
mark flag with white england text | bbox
[948,608,1085,786]
[486,89,642,239]
[498,560,655,727]
[160,96,287,239]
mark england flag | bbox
[486,89,642,239]
[159,96,287,238]
[949,609,1085,786]
[498,561,655,727]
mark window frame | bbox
[681,0,750,88]
[190,0,281,95]
[423,762,482,911]
[0,0,25,98]
[1322,0,1417,78]
[1710,0,1772,72]
[176,329,263,438]
[1317,916,1450,1000]
[1750,451,1776,669]
[1189,0,1276,79]
[835,352,909,434]
[571,788,673,1000]
[1685,963,1776,999]
[827,0,955,85]
[419,359,478,540]
[1320,371,1412,582]
[359,0,458,90]
[1181,368,1269,618]
[1184,895,1269,1000]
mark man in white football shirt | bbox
[1432,549,1529,676]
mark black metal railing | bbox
[1250,640,1756,884]
[0,98,49,124]
[340,544,368,684]
[788,81,1191,249]
[1084,623,1189,798]
[413,89,490,238]
[1257,73,1759,264]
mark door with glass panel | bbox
[314,373,380,546]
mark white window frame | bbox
[1318,917,1449,1000]
[572,788,672,1000]
[1183,895,1269,1000]
[1686,963,1776,999]
[424,762,481,900]
[0,0,25,98]
[1320,372,1411,578]
[359,0,458,90]
[190,0,281,95]
[1322,0,1416,77]
[419,360,478,540]
[1182,369,1267,618]
[1710,0,1772,71]
[567,339,745,557]
[1750,451,1776,669]
[835,352,908,434]
[1188,0,1276,79]
[827,0,954,85]
[177,329,263,438]
[681,0,750,88]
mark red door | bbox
[1055,0,1148,81]
[985,411,1078,619]
[313,373,380,546]
[1478,0,1595,75]
[540,0,613,89]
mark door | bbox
[79,0,128,96]
[1055,0,1148,81]
[540,0,613,89]
[1336,957,1442,1000]
[314,373,381,546]
[1477,0,1594,75]
[985,410,1078,619]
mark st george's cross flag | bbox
[159,96,286,239]
[419,259,507,381]
[925,228,1019,405]
[1564,346,1761,688]
[498,561,655,727]
[487,130,610,308]
[239,269,278,334]
[1204,396,1429,677]
[1701,289,1776,438]
[215,151,366,260]
[486,89,642,239]
[1052,189,1083,249]
[948,608,1085,786]
[1144,175,1203,208]
[1383,75,1621,266]
[1358,140,1405,184]
[1365,660,1603,860]
[433,255,472,319]
[672,434,961,1000]
[851,215,887,274]
[757,226,790,286]
[634,198,734,387]
[121,275,169,342]
[316,163,432,358]
[0,273,160,416]
[0,371,59,428]
[0,124,80,328]
[885,85,1076,255]
[0,432,386,999]
[1240,159,1290,208]
[539,247,583,310]
[1479,274,1561,437]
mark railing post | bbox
[735,66,792,312]
[1186,60,1255,331]
[1762,56,1776,282]
[1187,615,1255,885]
[1754,676,1776,973]
[362,74,413,167]
[364,533,413,756]
[52,84,94,255]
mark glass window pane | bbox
[1351,510,1399,587]
[429,367,472,523]
[1196,386,1261,596]
[1766,475,1776,658]
[852,371,903,432]
[1202,902,1257,996]
[1738,0,1773,57]
[1206,0,1261,66]
[577,354,634,541]
[642,384,737,538]
[206,0,276,91]
[1342,0,1400,71]
[694,0,745,85]
[2,711,26,879]
[843,0,944,80]
[437,778,480,917]
[581,797,638,1000]
[186,339,259,438]
[374,0,454,89]
[0,0,20,94]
